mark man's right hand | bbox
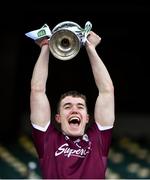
[35,37,49,48]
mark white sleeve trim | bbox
[31,121,50,132]
[96,122,113,131]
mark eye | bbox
[64,106,71,109]
[78,106,84,109]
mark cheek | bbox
[60,111,69,121]
[61,111,68,117]
[82,113,88,120]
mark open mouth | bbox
[68,117,81,126]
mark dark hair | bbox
[56,90,87,113]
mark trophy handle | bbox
[81,21,92,45]
[25,24,52,40]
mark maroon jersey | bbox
[32,122,112,179]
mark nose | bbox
[71,106,78,114]
[71,110,78,114]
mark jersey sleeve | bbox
[88,122,113,157]
[100,127,113,156]
[31,123,55,158]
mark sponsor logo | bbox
[55,143,90,158]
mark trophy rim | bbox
[52,21,82,33]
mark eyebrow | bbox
[77,103,85,107]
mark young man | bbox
[30,31,115,179]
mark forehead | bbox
[61,96,85,105]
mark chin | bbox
[62,126,85,137]
[68,131,84,137]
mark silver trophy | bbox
[25,21,92,60]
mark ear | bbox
[55,114,61,123]
[86,114,89,123]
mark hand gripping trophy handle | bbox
[25,21,92,61]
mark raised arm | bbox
[85,31,115,127]
[30,38,51,129]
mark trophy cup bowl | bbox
[49,21,82,61]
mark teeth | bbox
[71,117,79,121]
[69,117,80,122]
